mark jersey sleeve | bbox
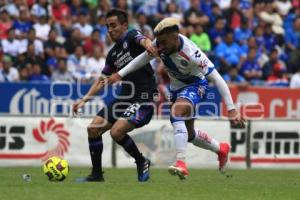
[101,52,116,76]
[128,29,147,45]
[118,51,153,77]
[152,38,157,47]
[190,47,215,76]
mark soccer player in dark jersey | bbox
[72,9,157,182]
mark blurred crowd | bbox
[0,0,300,89]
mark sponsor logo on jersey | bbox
[123,41,128,49]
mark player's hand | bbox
[106,73,122,85]
[72,100,85,116]
[144,40,157,57]
[228,109,245,128]
[146,45,158,57]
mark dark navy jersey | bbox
[102,29,156,101]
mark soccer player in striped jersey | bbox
[107,18,245,179]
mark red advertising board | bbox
[222,87,300,119]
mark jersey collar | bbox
[116,31,129,43]
[178,35,184,52]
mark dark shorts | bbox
[97,100,154,128]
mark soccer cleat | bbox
[136,158,151,182]
[168,160,189,180]
[218,142,231,174]
[76,172,104,182]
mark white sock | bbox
[172,121,188,162]
[191,129,220,153]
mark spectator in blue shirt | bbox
[223,66,247,85]
[28,62,50,82]
[208,3,224,26]
[283,8,297,32]
[46,56,58,74]
[208,16,226,47]
[240,0,252,10]
[263,48,287,80]
[184,0,209,27]
[263,23,277,53]
[176,0,191,13]
[285,18,300,52]
[240,47,263,85]
[234,18,252,46]
[215,31,246,73]
[69,1,88,20]
[12,10,32,38]
[253,25,265,53]
[201,0,213,18]
[94,15,108,42]
[134,0,159,17]
[134,0,162,28]
[241,37,264,62]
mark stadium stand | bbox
[0,0,299,88]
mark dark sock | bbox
[116,134,144,163]
[88,137,103,175]
[188,130,196,142]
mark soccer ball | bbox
[43,156,70,181]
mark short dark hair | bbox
[211,3,219,8]
[28,28,35,33]
[155,25,179,36]
[58,57,67,63]
[215,16,225,22]
[7,27,15,34]
[91,29,100,35]
[249,47,257,52]
[271,48,278,54]
[106,9,128,24]
[225,29,234,36]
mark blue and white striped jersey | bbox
[155,34,215,90]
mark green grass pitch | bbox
[1,167,300,200]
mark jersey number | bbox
[195,50,201,58]
[123,103,141,117]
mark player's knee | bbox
[87,126,104,138]
[110,127,125,141]
[172,106,191,118]
[87,126,98,138]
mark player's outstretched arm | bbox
[207,69,245,128]
[72,76,106,115]
[106,51,153,85]
[140,38,158,57]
